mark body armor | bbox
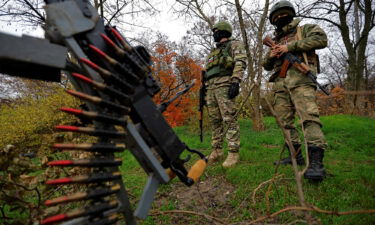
[205,41,234,80]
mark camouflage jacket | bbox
[263,19,328,92]
[205,39,247,90]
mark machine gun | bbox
[263,36,330,96]
[0,1,207,224]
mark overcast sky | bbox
[0,1,190,43]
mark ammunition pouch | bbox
[205,41,234,80]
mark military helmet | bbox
[212,21,233,35]
[269,0,296,25]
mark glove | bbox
[228,82,240,99]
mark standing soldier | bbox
[204,21,247,168]
[263,1,328,180]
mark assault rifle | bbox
[263,36,330,96]
[199,71,207,142]
[0,1,207,224]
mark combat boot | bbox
[304,146,326,181]
[208,149,224,162]
[274,144,305,166]
[222,151,239,168]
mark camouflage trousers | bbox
[273,84,327,149]
[206,86,240,152]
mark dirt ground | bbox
[151,175,236,224]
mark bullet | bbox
[44,185,120,206]
[55,125,126,138]
[65,89,130,113]
[60,107,127,125]
[100,33,126,57]
[53,143,126,152]
[80,58,135,93]
[71,73,131,103]
[47,158,122,167]
[88,45,139,84]
[40,200,118,224]
[109,27,150,74]
[46,172,121,185]
[109,27,132,52]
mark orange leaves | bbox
[317,86,347,115]
[151,41,203,127]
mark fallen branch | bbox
[264,97,313,223]
[252,174,284,205]
[238,206,375,225]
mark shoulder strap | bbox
[296,26,309,66]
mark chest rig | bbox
[205,41,234,80]
[273,26,319,73]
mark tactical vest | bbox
[273,26,319,72]
[205,41,234,80]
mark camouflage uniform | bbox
[264,1,329,180]
[263,18,328,149]
[205,39,247,154]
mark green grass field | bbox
[119,115,375,225]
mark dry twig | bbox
[252,174,284,205]
[264,97,313,223]
[238,206,375,225]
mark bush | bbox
[0,87,79,152]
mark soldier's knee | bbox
[303,119,322,128]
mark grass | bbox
[119,115,375,225]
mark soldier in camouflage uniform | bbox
[263,1,328,180]
[205,21,247,168]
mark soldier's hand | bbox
[228,82,240,99]
[270,48,279,58]
[273,45,288,56]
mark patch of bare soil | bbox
[151,175,236,224]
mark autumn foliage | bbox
[317,86,375,117]
[151,41,203,127]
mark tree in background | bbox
[0,0,158,101]
[234,0,270,131]
[296,0,375,112]
[151,35,202,127]
[174,0,270,131]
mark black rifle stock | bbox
[199,71,207,142]
[263,36,330,96]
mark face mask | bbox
[213,30,230,42]
[275,16,293,30]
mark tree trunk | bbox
[234,0,265,131]
[252,0,269,131]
